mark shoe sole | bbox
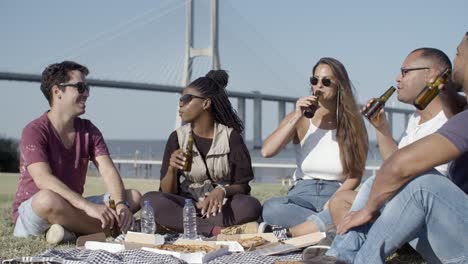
[46,224,65,244]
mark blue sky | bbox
[1,0,467,140]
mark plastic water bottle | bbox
[140,200,156,234]
[183,199,198,239]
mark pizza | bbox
[154,244,215,253]
[236,236,267,249]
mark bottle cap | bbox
[144,200,150,205]
[185,199,193,204]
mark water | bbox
[140,200,156,234]
[183,199,198,239]
[92,139,383,182]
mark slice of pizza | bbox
[236,236,267,249]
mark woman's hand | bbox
[295,95,319,116]
[196,188,226,218]
[169,149,186,171]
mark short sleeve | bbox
[88,122,109,160]
[160,131,181,181]
[437,109,468,154]
[20,124,49,167]
[228,131,254,192]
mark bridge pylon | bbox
[175,0,220,128]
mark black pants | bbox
[142,191,262,236]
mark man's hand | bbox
[336,207,379,235]
[169,149,186,171]
[196,188,225,218]
[83,202,119,230]
[116,204,135,233]
[361,98,389,129]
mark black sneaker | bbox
[258,222,289,241]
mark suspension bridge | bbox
[0,0,412,180]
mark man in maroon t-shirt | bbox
[13,61,142,244]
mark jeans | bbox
[328,172,468,264]
[262,178,340,228]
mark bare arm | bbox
[262,95,318,157]
[337,133,460,234]
[374,116,399,160]
[361,100,398,160]
[366,133,460,212]
[160,149,184,193]
[28,161,119,229]
[261,111,301,157]
[95,155,125,203]
[29,162,90,210]
[95,155,135,231]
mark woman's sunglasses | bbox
[310,76,332,87]
[179,94,206,104]
[59,82,90,94]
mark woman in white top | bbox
[261,57,368,229]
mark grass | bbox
[0,172,288,260]
[0,173,423,263]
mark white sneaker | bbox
[45,224,76,244]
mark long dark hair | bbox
[188,70,244,133]
[313,57,368,178]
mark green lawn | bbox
[0,172,288,260]
[0,173,423,263]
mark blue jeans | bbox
[328,172,468,264]
[262,178,340,228]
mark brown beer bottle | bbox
[182,133,193,172]
[362,86,396,121]
[413,68,451,110]
[108,198,120,237]
[304,90,322,118]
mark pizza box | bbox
[252,232,325,256]
[142,239,230,264]
[216,233,278,243]
[77,231,165,252]
[123,231,165,249]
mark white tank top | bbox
[292,120,344,181]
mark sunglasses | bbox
[179,94,206,104]
[59,82,90,94]
[400,67,429,77]
[310,76,332,87]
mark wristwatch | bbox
[115,200,130,208]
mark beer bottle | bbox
[413,68,451,110]
[362,86,396,121]
[304,90,322,118]
[183,133,193,172]
[108,198,120,237]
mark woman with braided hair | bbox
[142,70,261,236]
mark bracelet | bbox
[215,185,227,196]
[115,200,130,208]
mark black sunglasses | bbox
[59,82,90,94]
[179,94,206,104]
[310,76,332,87]
[400,67,430,77]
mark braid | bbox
[188,70,244,133]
